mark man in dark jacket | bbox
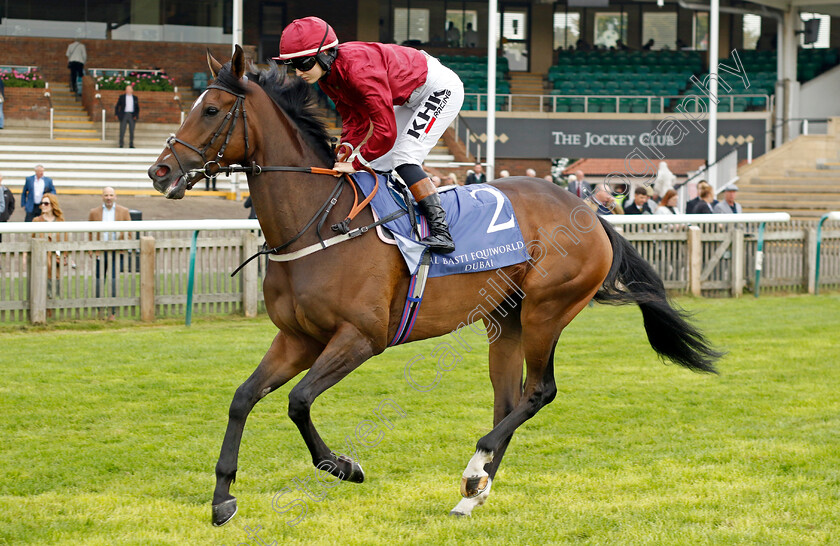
[623,186,654,215]
[465,163,486,185]
[0,171,15,241]
[115,85,140,148]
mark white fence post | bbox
[30,238,47,324]
[241,231,258,318]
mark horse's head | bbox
[148,45,251,199]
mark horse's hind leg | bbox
[451,311,524,516]
[212,330,320,526]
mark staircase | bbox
[507,72,545,112]
[50,83,99,142]
[738,161,840,220]
[737,121,840,220]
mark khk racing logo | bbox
[407,89,451,140]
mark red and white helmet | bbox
[274,17,338,61]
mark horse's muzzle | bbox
[148,163,189,200]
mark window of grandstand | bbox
[742,14,761,50]
[393,7,430,45]
[446,9,478,48]
[694,13,709,50]
[800,13,830,49]
[500,12,527,41]
[553,12,581,50]
[593,13,627,49]
[642,12,677,50]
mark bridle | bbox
[165,84,252,189]
[165,79,404,275]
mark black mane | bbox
[215,61,334,164]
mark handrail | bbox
[462,92,772,114]
[815,211,840,295]
[43,84,54,140]
[173,93,187,125]
[0,64,38,73]
[604,212,790,226]
[0,219,261,234]
[88,68,162,78]
[94,92,106,140]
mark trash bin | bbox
[129,210,143,221]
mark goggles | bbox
[284,56,318,72]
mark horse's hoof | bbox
[338,455,365,483]
[212,498,238,526]
[449,510,469,517]
[460,475,489,498]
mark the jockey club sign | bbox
[457,117,768,160]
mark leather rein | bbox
[165,82,404,275]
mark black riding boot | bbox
[417,193,455,254]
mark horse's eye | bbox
[205,106,219,116]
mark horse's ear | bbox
[231,44,245,80]
[206,49,222,79]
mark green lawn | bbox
[1,296,838,545]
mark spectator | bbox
[713,184,742,214]
[498,169,510,178]
[89,187,131,321]
[567,169,593,198]
[525,168,537,178]
[589,188,624,215]
[0,75,5,130]
[642,39,655,51]
[463,23,479,48]
[65,39,87,95]
[624,186,654,214]
[22,165,56,222]
[33,193,67,311]
[654,189,679,215]
[652,161,676,201]
[687,181,717,214]
[465,163,486,185]
[0,172,15,242]
[685,180,708,213]
[543,174,554,184]
[431,175,442,187]
[115,84,140,148]
[244,196,257,219]
[446,22,460,47]
[443,172,459,187]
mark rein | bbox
[166,81,400,275]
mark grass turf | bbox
[0,295,838,545]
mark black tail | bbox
[594,217,722,374]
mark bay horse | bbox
[148,46,721,526]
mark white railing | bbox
[462,93,772,114]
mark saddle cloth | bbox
[352,171,528,277]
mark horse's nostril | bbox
[155,166,169,178]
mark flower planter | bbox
[2,87,51,120]
[82,76,182,124]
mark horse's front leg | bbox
[287,323,378,483]
[212,330,321,526]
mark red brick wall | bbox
[0,36,232,90]
[81,76,181,124]
[2,87,51,120]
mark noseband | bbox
[165,84,250,188]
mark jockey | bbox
[275,16,464,254]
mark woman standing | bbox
[33,193,66,312]
[654,189,679,215]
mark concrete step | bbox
[749,177,840,185]
[738,198,840,208]
[785,170,840,178]
[743,184,840,193]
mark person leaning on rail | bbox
[274,16,464,254]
